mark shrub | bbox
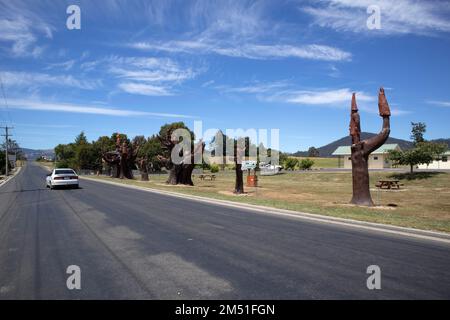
[299,158,314,170]
[210,164,220,173]
[283,157,299,170]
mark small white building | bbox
[332,144,401,169]
[418,151,450,169]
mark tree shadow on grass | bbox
[388,172,445,181]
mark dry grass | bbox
[87,170,450,233]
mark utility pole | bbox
[1,126,13,176]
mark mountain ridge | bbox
[292,133,450,157]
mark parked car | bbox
[46,168,79,189]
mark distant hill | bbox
[293,133,450,157]
[21,148,55,160]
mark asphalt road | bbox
[0,162,449,299]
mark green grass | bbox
[85,170,450,233]
[293,157,339,168]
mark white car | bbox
[46,168,79,189]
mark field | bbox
[82,168,450,233]
[293,157,339,168]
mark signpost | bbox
[241,160,258,187]
[241,160,257,171]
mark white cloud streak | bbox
[7,99,194,119]
[302,0,450,36]
[285,88,374,105]
[427,100,450,107]
[132,41,352,61]
[1,71,101,90]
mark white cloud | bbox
[427,100,450,107]
[132,41,351,62]
[7,99,193,119]
[1,71,100,90]
[103,56,199,96]
[302,0,450,36]
[45,60,76,71]
[129,1,351,62]
[285,88,374,105]
[217,81,290,94]
[0,1,54,57]
[118,83,172,96]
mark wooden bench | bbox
[198,174,216,181]
[375,180,404,189]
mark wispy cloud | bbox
[216,81,290,94]
[1,71,101,90]
[45,60,76,71]
[132,42,352,61]
[7,99,194,119]
[129,1,351,62]
[118,83,172,96]
[283,88,374,105]
[301,0,450,36]
[81,55,200,96]
[427,100,450,107]
[0,1,54,57]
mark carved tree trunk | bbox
[233,139,245,194]
[138,159,149,181]
[234,163,244,194]
[350,88,391,206]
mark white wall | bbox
[342,154,391,169]
[418,160,450,170]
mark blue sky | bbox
[1,0,450,152]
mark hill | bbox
[21,148,55,160]
[293,133,450,157]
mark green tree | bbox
[74,131,88,145]
[308,147,320,157]
[389,142,447,173]
[410,122,426,145]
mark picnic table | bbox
[198,174,216,181]
[375,180,403,189]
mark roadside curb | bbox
[79,175,450,245]
[0,166,22,189]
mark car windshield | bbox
[55,170,76,175]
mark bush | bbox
[299,158,314,170]
[210,164,220,173]
[283,157,299,170]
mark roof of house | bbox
[332,143,400,156]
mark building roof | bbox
[332,143,400,156]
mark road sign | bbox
[241,160,257,170]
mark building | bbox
[418,150,450,169]
[332,144,401,169]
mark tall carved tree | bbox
[102,133,139,179]
[157,123,204,186]
[234,138,245,194]
[350,88,391,206]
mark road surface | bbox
[0,162,449,299]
